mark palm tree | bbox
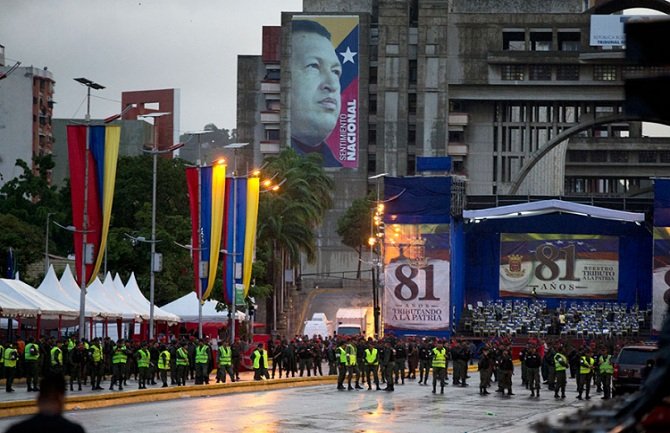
[256,149,333,332]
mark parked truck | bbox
[302,312,334,338]
[335,307,374,337]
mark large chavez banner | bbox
[499,233,619,299]
[384,224,450,332]
[290,15,359,169]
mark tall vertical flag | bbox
[222,177,260,304]
[67,125,120,286]
[186,162,227,302]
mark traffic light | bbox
[624,18,670,122]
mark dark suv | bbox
[612,344,659,396]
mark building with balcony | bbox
[0,44,55,186]
[236,0,670,274]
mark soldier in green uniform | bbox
[194,339,211,385]
[68,342,88,391]
[431,340,447,394]
[49,340,64,375]
[345,338,360,390]
[158,344,171,388]
[89,338,104,390]
[336,340,347,390]
[553,345,568,399]
[136,342,151,389]
[175,341,190,386]
[577,348,595,400]
[364,338,381,390]
[24,337,41,392]
[598,346,614,400]
[216,340,235,383]
[382,339,395,392]
[109,339,129,391]
[252,342,270,381]
[4,342,19,392]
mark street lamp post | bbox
[175,242,205,338]
[44,212,55,275]
[74,77,105,340]
[368,173,388,337]
[139,113,183,340]
[125,234,162,338]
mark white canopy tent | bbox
[111,272,180,324]
[0,279,77,320]
[161,291,245,322]
[37,265,116,319]
[59,265,126,320]
[0,288,38,318]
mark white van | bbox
[303,312,333,338]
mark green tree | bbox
[0,155,69,281]
[104,155,194,305]
[256,149,333,328]
[0,214,44,285]
[337,194,374,278]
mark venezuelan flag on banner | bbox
[67,125,120,287]
[222,178,247,304]
[243,177,260,297]
[186,163,227,302]
[222,177,261,303]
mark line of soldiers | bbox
[324,335,475,394]
[0,335,249,392]
[518,340,617,400]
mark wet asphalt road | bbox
[0,370,592,433]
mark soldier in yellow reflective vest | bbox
[577,348,595,400]
[216,340,235,383]
[89,338,104,391]
[4,342,19,392]
[345,339,360,390]
[598,347,614,400]
[175,341,190,386]
[157,344,171,388]
[136,342,151,389]
[252,342,270,381]
[24,337,41,392]
[194,339,211,385]
[431,340,447,394]
[110,339,129,391]
[553,345,569,399]
[336,340,347,390]
[50,340,64,375]
[364,338,381,391]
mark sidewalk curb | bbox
[0,376,337,419]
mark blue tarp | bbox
[654,179,670,226]
[384,176,451,224]
[416,156,452,172]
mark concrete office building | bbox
[237,0,670,274]
[0,44,55,187]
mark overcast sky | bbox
[2,2,668,137]
[1,0,302,134]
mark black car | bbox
[612,344,658,396]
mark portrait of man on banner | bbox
[289,16,359,169]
